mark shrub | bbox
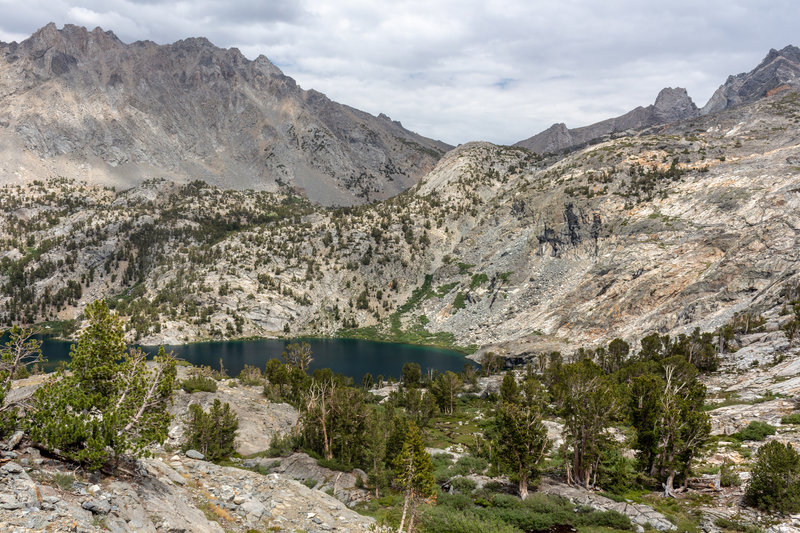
[449,455,488,476]
[733,421,776,442]
[316,457,352,472]
[453,292,466,309]
[420,506,519,533]
[267,432,299,457]
[238,365,264,386]
[52,472,75,491]
[302,478,318,489]
[745,440,800,513]
[182,399,239,461]
[720,461,742,487]
[180,372,218,393]
[576,509,631,530]
[450,476,477,494]
[714,517,763,533]
[781,413,800,425]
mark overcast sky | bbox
[0,0,797,145]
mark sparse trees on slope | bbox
[29,300,176,471]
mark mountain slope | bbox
[0,23,450,205]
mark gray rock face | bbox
[3,430,23,450]
[0,445,383,532]
[185,449,205,460]
[539,479,676,531]
[702,45,800,115]
[516,46,800,155]
[82,498,112,514]
[244,452,370,506]
[0,23,451,205]
[515,86,698,154]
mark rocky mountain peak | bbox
[0,23,450,205]
[701,44,800,114]
[652,87,698,123]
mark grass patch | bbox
[397,274,436,314]
[52,472,76,491]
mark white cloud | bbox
[1,0,798,144]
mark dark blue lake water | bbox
[30,337,475,381]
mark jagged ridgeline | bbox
[0,23,451,206]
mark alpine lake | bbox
[31,336,477,381]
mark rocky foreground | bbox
[0,445,384,533]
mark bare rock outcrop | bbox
[0,446,384,532]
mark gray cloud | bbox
[0,0,797,144]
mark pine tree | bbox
[282,342,313,372]
[493,397,549,499]
[499,372,520,404]
[29,300,176,471]
[552,360,621,488]
[745,440,800,513]
[430,371,462,415]
[394,421,436,533]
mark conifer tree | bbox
[29,300,176,470]
[394,421,436,533]
[746,440,800,513]
[552,360,621,488]
[493,387,550,499]
[430,370,462,415]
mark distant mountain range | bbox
[0,23,450,205]
[515,45,800,154]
